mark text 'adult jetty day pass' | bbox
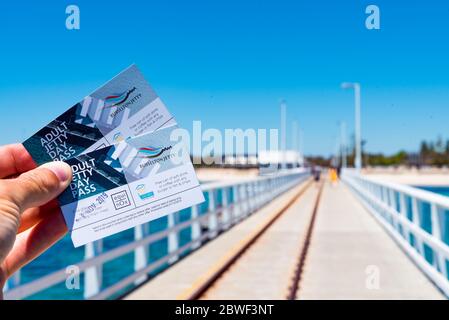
[23,64,176,165]
[58,125,205,247]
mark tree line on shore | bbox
[307,137,449,168]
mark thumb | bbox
[10,161,72,211]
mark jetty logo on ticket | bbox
[58,125,204,247]
[23,64,176,165]
[103,87,143,119]
[103,87,137,109]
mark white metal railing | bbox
[3,168,310,300]
[342,169,449,297]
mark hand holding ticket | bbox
[22,65,204,247]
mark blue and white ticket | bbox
[59,125,204,247]
[22,65,204,247]
[23,64,176,165]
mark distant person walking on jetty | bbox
[329,167,338,186]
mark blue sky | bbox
[1,0,449,156]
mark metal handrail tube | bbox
[344,170,449,210]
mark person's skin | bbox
[0,144,72,299]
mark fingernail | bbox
[41,161,72,182]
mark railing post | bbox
[389,189,400,232]
[168,212,179,264]
[84,240,103,299]
[134,223,149,285]
[255,181,262,208]
[399,193,409,239]
[260,180,267,206]
[411,198,425,256]
[381,187,389,221]
[430,203,448,278]
[271,177,277,196]
[240,183,248,217]
[191,205,201,249]
[260,179,267,205]
[278,176,283,195]
[284,176,289,191]
[232,185,240,223]
[266,178,272,201]
[253,181,259,209]
[276,177,281,195]
[208,190,218,238]
[272,177,278,196]
[279,176,285,194]
[221,188,231,229]
[248,182,255,213]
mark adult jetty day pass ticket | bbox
[23,65,204,247]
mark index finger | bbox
[0,144,37,179]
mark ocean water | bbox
[416,186,449,198]
[15,186,226,300]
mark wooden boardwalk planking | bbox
[297,181,445,300]
[201,184,319,299]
